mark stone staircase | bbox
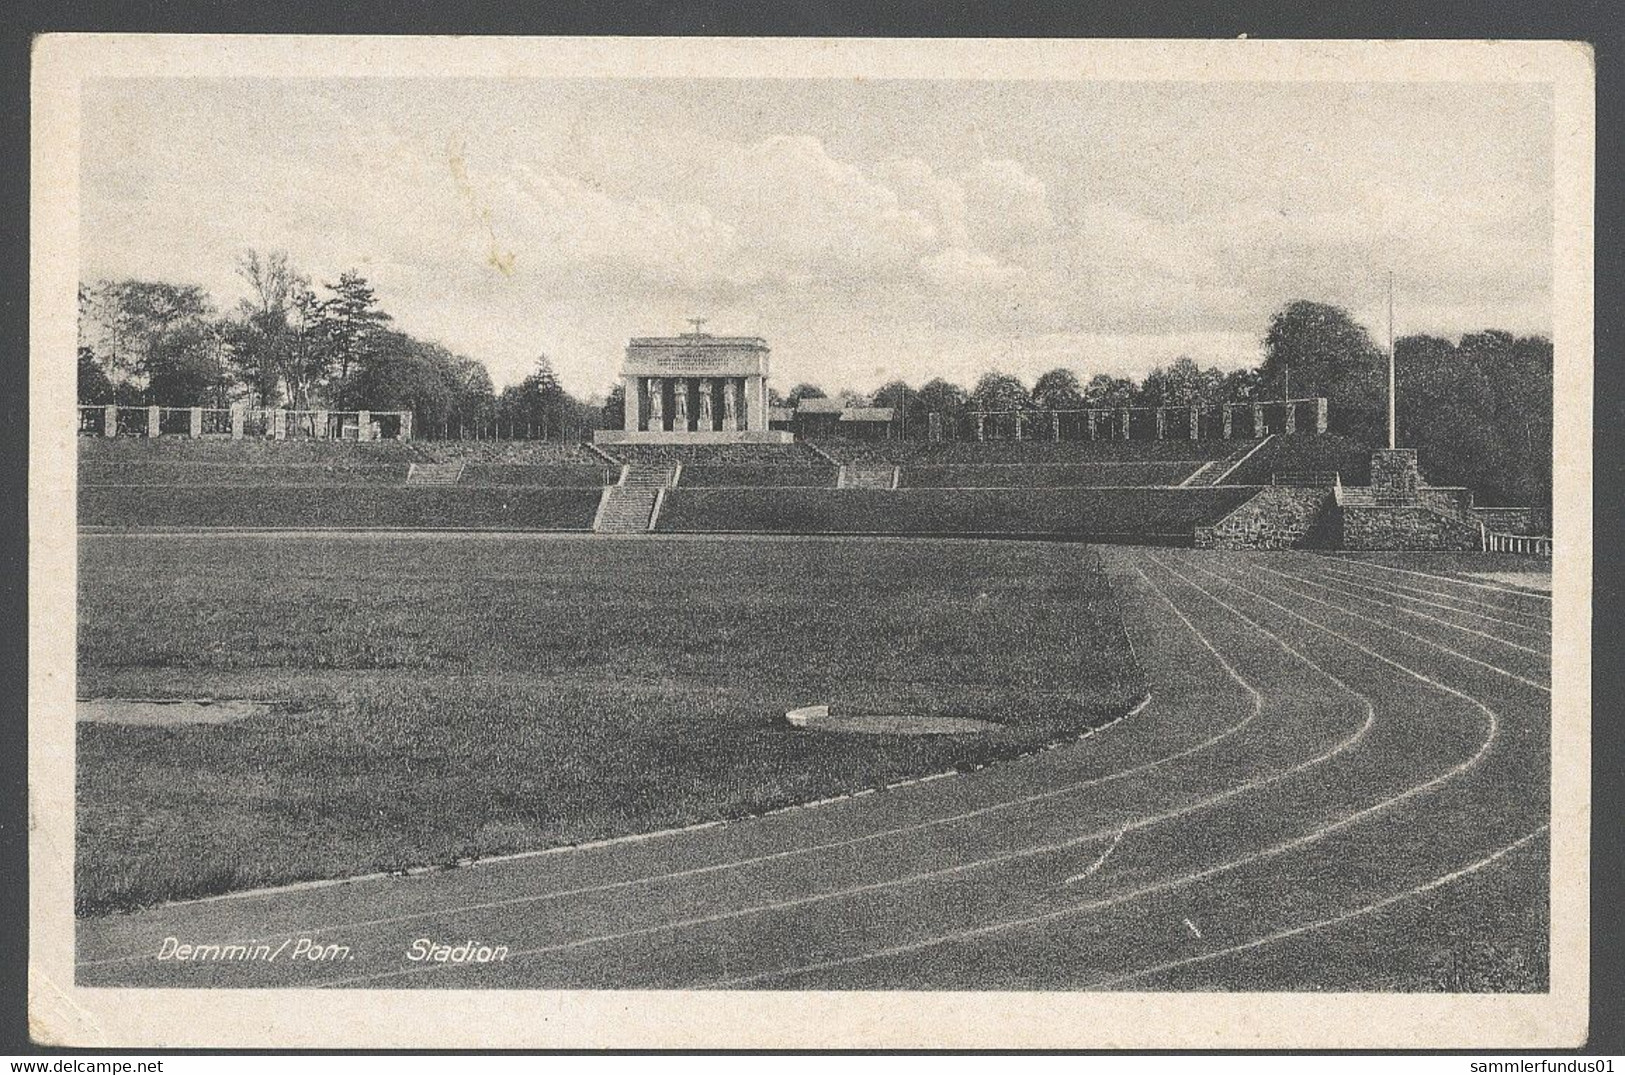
[406,462,465,485]
[838,465,899,490]
[593,462,675,534]
[1184,436,1272,486]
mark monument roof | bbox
[628,334,768,347]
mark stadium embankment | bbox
[653,487,1255,541]
[79,485,605,530]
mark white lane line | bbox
[1311,563,1553,624]
[1246,564,1550,693]
[1249,564,1547,658]
[707,551,1500,990]
[1090,825,1549,988]
[313,562,1374,990]
[1324,558,1551,601]
[1064,830,1126,886]
[1309,564,1551,633]
[79,568,1244,970]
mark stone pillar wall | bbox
[928,412,943,442]
[189,407,203,438]
[976,414,985,442]
[697,379,714,431]
[104,405,117,437]
[1052,412,1061,442]
[1284,401,1297,435]
[1118,408,1130,440]
[1189,406,1200,440]
[1087,410,1097,441]
[623,376,641,432]
[1316,396,1328,434]
[399,412,412,441]
[357,410,371,441]
[147,405,161,437]
[1014,412,1023,441]
[230,404,244,440]
[1369,448,1420,502]
[314,409,329,439]
[1155,409,1166,440]
[1222,406,1233,439]
[1252,403,1265,437]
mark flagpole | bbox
[1387,271,1396,450]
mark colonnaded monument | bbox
[593,321,796,445]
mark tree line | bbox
[77,251,600,440]
[760,301,1551,509]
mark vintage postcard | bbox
[29,35,1593,1049]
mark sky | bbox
[79,77,1554,397]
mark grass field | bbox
[77,534,1144,914]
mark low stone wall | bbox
[1193,487,1333,550]
[1418,486,1474,513]
[1340,504,1484,551]
[1473,506,1540,534]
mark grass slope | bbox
[77,535,1143,913]
[657,487,1255,538]
[79,485,603,529]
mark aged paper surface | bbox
[30,35,1592,1048]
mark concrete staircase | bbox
[1185,436,1272,486]
[593,462,675,534]
[838,465,899,490]
[406,462,465,485]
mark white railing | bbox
[1486,531,1552,558]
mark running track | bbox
[76,548,1551,991]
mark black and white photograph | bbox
[28,35,1592,1049]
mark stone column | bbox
[722,379,738,432]
[1155,408,1166,440]
[1086,410,1097,441]
[697,379,714,431]
[272,409,286,440]
[623,376,641,433]
[357,410,371,442]
[1119,408,1131,440]
[647,377,664,432]
[104,405,117,437]
[1014,412,1023,441]
[1284,401,1297,435]
[976,414,985,442]
[1316,396,1328,434]
[928,412,943,442]
[1052,412,1061,442]
[1252,403,1265,438]
[146,405,161,437]
[314,409,329,439]
[230,404,244,439]
[189,406,203,438]
[400,412,412,441]
[1189,406,1200,440]
[1222,405,1233,440]
[744,375,766,431]
[672,378,689,433]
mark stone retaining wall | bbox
[1193,487,1333,550]
[1340,504,1484,551]
[1473,506,1539,534]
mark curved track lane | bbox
[76,548,1550,991]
